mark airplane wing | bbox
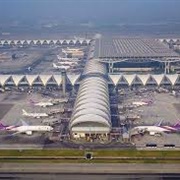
[10,130,32,136]
[9,131,22,136]
[7,131,21,137]
[20,119,29,126]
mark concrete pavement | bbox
[0,163,180,174]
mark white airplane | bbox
[22,109,49,119]
[131,120,180,136]
[62,48,83,55]
[57,56,79,61]
[57,61,77,65]
[51,98,68,104]
[132,100,152,107]
[0,120,53,135]
[132,101,148,106]
[26,66,32,72]
[52,63,70,70]
[62,47,82,52]
[29,99,54,108]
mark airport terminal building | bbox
[94,37,180,74]
[1,36,180,143]
[69,48,112,140]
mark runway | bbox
[0,163,180,174]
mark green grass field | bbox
[0,149,180,158]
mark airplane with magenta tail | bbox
[0,120,53,135]
[131,120,180,136]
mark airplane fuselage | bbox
[23,113,48,118]
[132,125,180,136]
[35,102,53,107]
[6,125,52,132]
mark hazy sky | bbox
[0,0,180,24]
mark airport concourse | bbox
[1,35,180,149]
[69,60,111,142]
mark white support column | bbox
[108,62,111,73]
[109,62,114,74]
[61,70,66,97]
[164,62,167,74]
[167,62,170,74]
[111,62,114,73]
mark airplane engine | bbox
[149,131,156,136]
[26,131,33,135]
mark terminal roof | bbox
[94,37,180,61]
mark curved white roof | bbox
[74,103,109,115]
[83,59,106,75]
[70,76,111,133]
[71,108,110,122]
[79,84,108,94]
[75,99,109,111]
[75,94,109,105]
[78,89,109,100]
[70,114,110,128]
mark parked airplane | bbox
[57,56,80,61]
[57,61,77,65]
[52,63,70,70]
[26,66,32,72]
[131,121,180,136]
[132,101,148,106]
[0,120,53,135]
[62,47,83,53]
[51,98,68,104]
[29,99,54,107]
[22,109,49,119]
[132,100,152,107]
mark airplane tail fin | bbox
[52,63,57,68]
[29,99,35,104]
[20,119,29,126]
[174,121,180,127]
[22,109,28,115]
[0,122,6,130]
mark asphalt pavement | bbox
[0,163,180,174]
